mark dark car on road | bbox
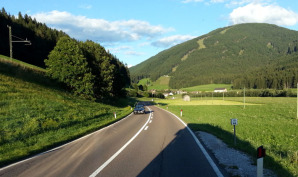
[134,104,145,114]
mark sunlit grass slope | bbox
[0,56,133,167]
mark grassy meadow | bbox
[138,77,170,90]
[155,97,297,177]
[0,58,134,167]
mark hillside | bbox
[130,23,298,89]
[0,56,133,166]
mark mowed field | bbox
[154,97,297,177]
[138,77,170,90]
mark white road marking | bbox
[89,107,152,177]
[144,126,149,130]
[149,120,152,123]
[157,107,224,177]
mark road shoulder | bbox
[196,131,277,177]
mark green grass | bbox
[155,97,297,177]
[0,54,46,72]
[0,57,135,167]
[138,76,170,90]
[138,78,152,86]
[181,84,232,92]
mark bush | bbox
[45,37,130,99]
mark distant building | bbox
[214,88,227,93]
[177,90,187,94]
[183,95,191,101]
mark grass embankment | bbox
[0,57,134,167]
[155,97,297,177]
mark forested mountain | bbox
[130,23,298,89]
[0,8,67,67]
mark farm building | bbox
[214,88,227,93]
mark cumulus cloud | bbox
[32,10,172,42]
[151,35,196,48]
[229,3,298,26]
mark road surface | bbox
[0,102,224,177]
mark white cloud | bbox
[152,35,196,48]
[108,46,132,54]
[32,10,172,42]
[181,0,204,3]
[108,45,144,56]
[79,4,93,9]
[229,3,298,26]
[226,0,275,8]
[124,51,145,56]
[210,0,226,3]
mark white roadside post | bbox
[230,119,238,145]
[180,109,183,117]
[114,112,116,119]
[244,87,246,109]
[257,146,266,177]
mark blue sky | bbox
[2,0,298,67]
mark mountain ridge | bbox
[130,23,298,89]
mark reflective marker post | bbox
[180,109,183,117]
[114,112,116,119]
[257,146,266,177]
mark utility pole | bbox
[7,25,12,59]
[7,25,31,59]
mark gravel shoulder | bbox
[196,131,277,177]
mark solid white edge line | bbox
[156,107,224,177]
[0,112,134,171]
[89,107,152,177]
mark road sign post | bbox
[257,146,266,177]
[230,119,238,145]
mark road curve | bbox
[0,102,224,177]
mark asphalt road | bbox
[0,102,224,177]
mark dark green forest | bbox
[0,8,130,99]
[130,23,298,90]
[0,8,67,67]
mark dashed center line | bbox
[149,120,152,123]
[144,126,149,130]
